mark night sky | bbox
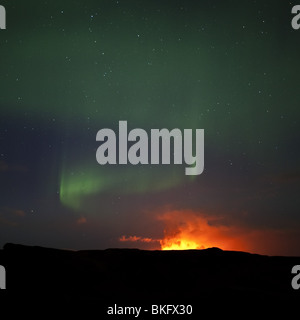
[0,0,299,255]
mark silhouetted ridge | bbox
[1,243,299,310]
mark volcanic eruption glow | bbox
[119,210,250,251]
[160,239,202,250]
[119,209,291,254]
[158,210,237,251]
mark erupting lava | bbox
[157,210,252,251]
[120,210,249,252]
[160,239,202,250]
[119,209,289,255]
[158,211,217,250]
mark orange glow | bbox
[158,210,247,251]
[161,239,201,250]
[118,209,292,255]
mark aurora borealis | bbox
[0,0,299,255]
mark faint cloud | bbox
[0,161,8,172]
[0,160,27,173]
[119,235,159,243]
[1,207,26,217]
[272,171,300,184]
[76,216,87,225]
[0,216,17,227]
[0,207,26,227]
[11,209,26,217]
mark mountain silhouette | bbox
[0,243,299,317]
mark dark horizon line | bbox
[2,242,298,258]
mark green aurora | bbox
[0,0,299,254]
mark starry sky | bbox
[0,0,299,255]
